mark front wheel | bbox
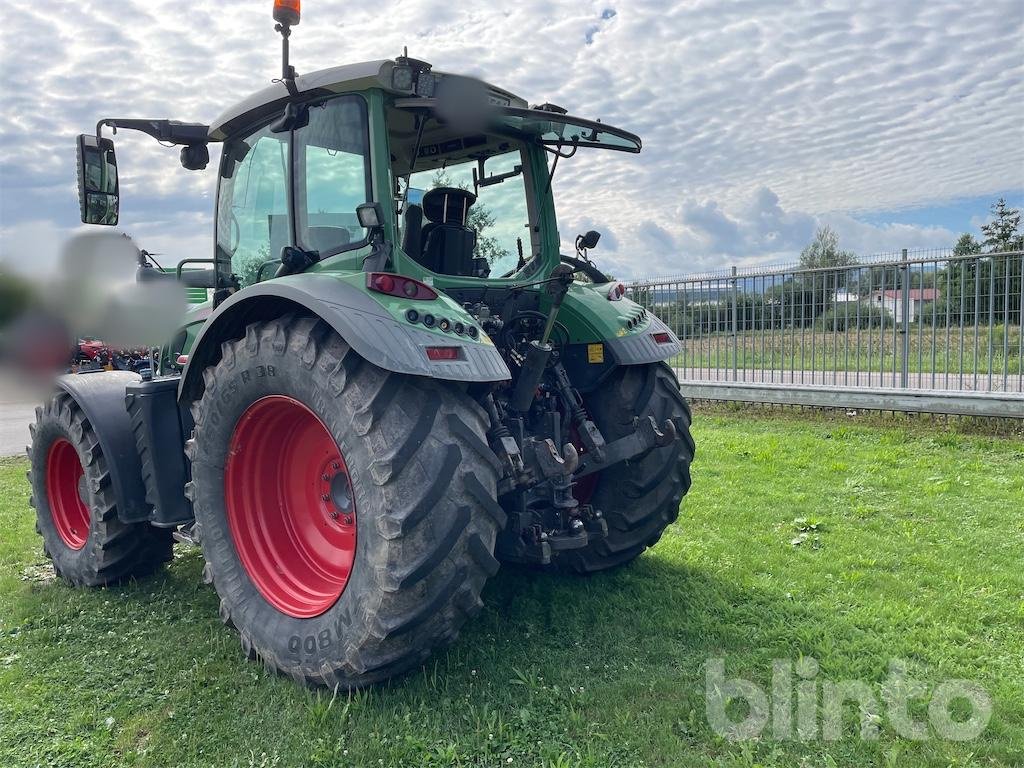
[560,363,694,573]
[27,392,172,586]
[187,315,505,688]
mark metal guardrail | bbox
[628,249,1024,417]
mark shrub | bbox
[818,301,891,331]
[918,300,949,327]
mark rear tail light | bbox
[607,282,626,301]
[652,332,672,344]
[367,272,438,300]
[425,346,461,361]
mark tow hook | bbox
[645,415,677,447]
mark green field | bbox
[674,325,1023,378]
[1,413,1023,767]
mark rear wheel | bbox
[187,315,504,688]
[560,363,694,573]
[27,392,173,586]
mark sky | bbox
[0,0,1022,280]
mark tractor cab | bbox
[201,56,642,296]
[77,48,639,303]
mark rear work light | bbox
[367,272,438,300]
[425,346,461,361]
[652,332,673,344]
[607,282,626,301]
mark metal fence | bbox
[627,249,1024,418]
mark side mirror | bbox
[579,230,601,250]
[76,134,119,225]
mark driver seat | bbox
[419,187,478,276]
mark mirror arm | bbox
[96,118,210,147]
[362,230,392,273]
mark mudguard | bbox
[178,273,511,403]
[605,314,682,365]
[55,371,151,524]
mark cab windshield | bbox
[389,99,537,279]
[404,150,529,279]
[389,100,639,280]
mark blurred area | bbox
[0,230,188,399]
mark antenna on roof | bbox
[272,0,301,95]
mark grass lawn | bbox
[1,412,1022,767]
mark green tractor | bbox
[28,2,694,688]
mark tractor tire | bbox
[560,362,694,573]
[26,391,173,587]
[186,315,504,688]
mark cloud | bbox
[0,0,1021,280]
[560,185,958,278]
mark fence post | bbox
[901,248,910,388]
[731,265,738,381]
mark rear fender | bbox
[178,274,511,404]
[557,284,683,366]
[54,371,151,524]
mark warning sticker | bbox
[587,343,604,364]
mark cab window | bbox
[217,95,372,287]
[217,125,289,287]
[295,97,372,256]
[405,150,529,278]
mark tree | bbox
[978,201,1023,323]
[954,232,982,257]
[940,233,982,322]
[797,226,858,322]
[980,198,1024,253]
[799,225,858,270]
[941,200,1023,325]
[0,268,36,326]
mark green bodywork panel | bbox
[553,283,651,344]
[164,300,211,369]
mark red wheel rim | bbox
[46,438,90,550]
[224,396,357,618]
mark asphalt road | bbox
[0,382,38,458]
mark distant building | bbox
[869,288,939,322]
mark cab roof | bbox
[208,59,528,141]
